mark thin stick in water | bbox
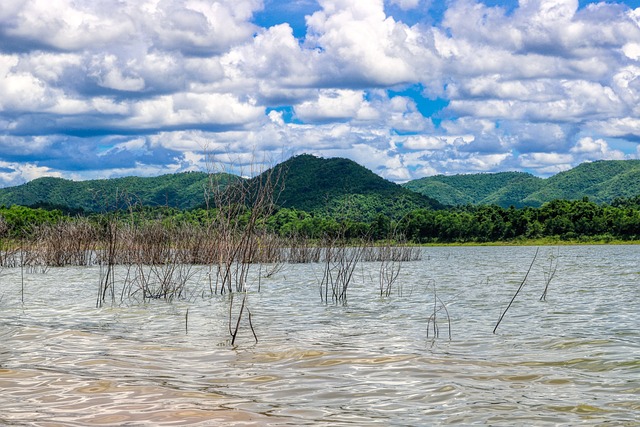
[493,247,539,334]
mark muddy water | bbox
[1,246,639,426]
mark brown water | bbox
[1,246,639,426]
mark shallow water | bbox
[1,245,639,426]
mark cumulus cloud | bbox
[0,0,135,51]
[570,137,626,162]
[387,0,422,11]
[143,0,261,55]
[0,161,64,187]
[305,0,438,86]
[295,89,373,122]
[1,0,640,186]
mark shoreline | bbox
[416,238,640,247]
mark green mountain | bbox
[0,172,227,212]
[403,160,640,207]
[522,160,640,206]
[255,154,443,220]
[0,154,441,219]
[403,171,543,207]
[4,157,640,215]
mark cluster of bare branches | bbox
[369,244,421,297]
[361,244,421,262]
[319,237,367,304]
[379,253,402,298]
[33,219,98,267]
[205,154,286,345]
[282,233,323,264]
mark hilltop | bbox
[0,154,441,219]
[403,160,640,207]
[2,157,640,214]
[0,172,224,213]
[254,154,442,220]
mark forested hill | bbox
[2,157,640,214]
[0,154,441,219]
[0,172,217,213]
[255,154,443,220]
[402,171,544,207]
[403,160,640,207]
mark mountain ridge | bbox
[1,157,640,213]
[253,154,443,220]
[403,159,640,207]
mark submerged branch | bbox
[493,247,539,334]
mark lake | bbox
[1,245,639,426]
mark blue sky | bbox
[2,0,640,186]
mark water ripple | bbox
[0,245,639,426]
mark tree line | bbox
[2,196,640,243]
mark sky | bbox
[2,0,640,187]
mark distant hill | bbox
[403,160,640,207]
[0,155,441,219]
[0,172,225,212]
[3,157,640,214]
[254,154,443,220]
[521,160,640,206]
[403,172,544,207]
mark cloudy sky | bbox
[2,0,640,186]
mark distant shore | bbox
[419,238,640,247]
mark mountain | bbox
[402,172,544,207]
[254,154,443,220]
[403,160,640,207]
[0,172,232,212]
[0,154,441,219]
[521,160,640,206]
[3,157,640,215]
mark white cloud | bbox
[373,93,433,132]
[222,23,319,99]
[90,54,146,92]
[589,117,640,139]
[622,42,640,61]
[0,54,92,114]
[2,0,640,184]
[1,0,135,50]
[305,0,437,86]
[295,90,370,122]
[388,0,418,9]
[570,137,626,161]
[121,93,264,129]
[100,138,151,156]
[0,160,63,187]
[16,52,82,82]
[519,152,574,172]
[0,0,262,54]
[402,134,473,151]
[144,0,261,55]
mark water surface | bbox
[1,245,639,425]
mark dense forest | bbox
[2,195,640,244]
[403,159,640,207]
[1,155,640,244]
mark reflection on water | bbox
[1,245,639,426]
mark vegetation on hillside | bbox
[404,160,640,207]
[0,172,221,212]
[2,196,640,244]
[403,171,544,207]
[1,156,640,245]
[0,154,440,220]
[246,154,442,221]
